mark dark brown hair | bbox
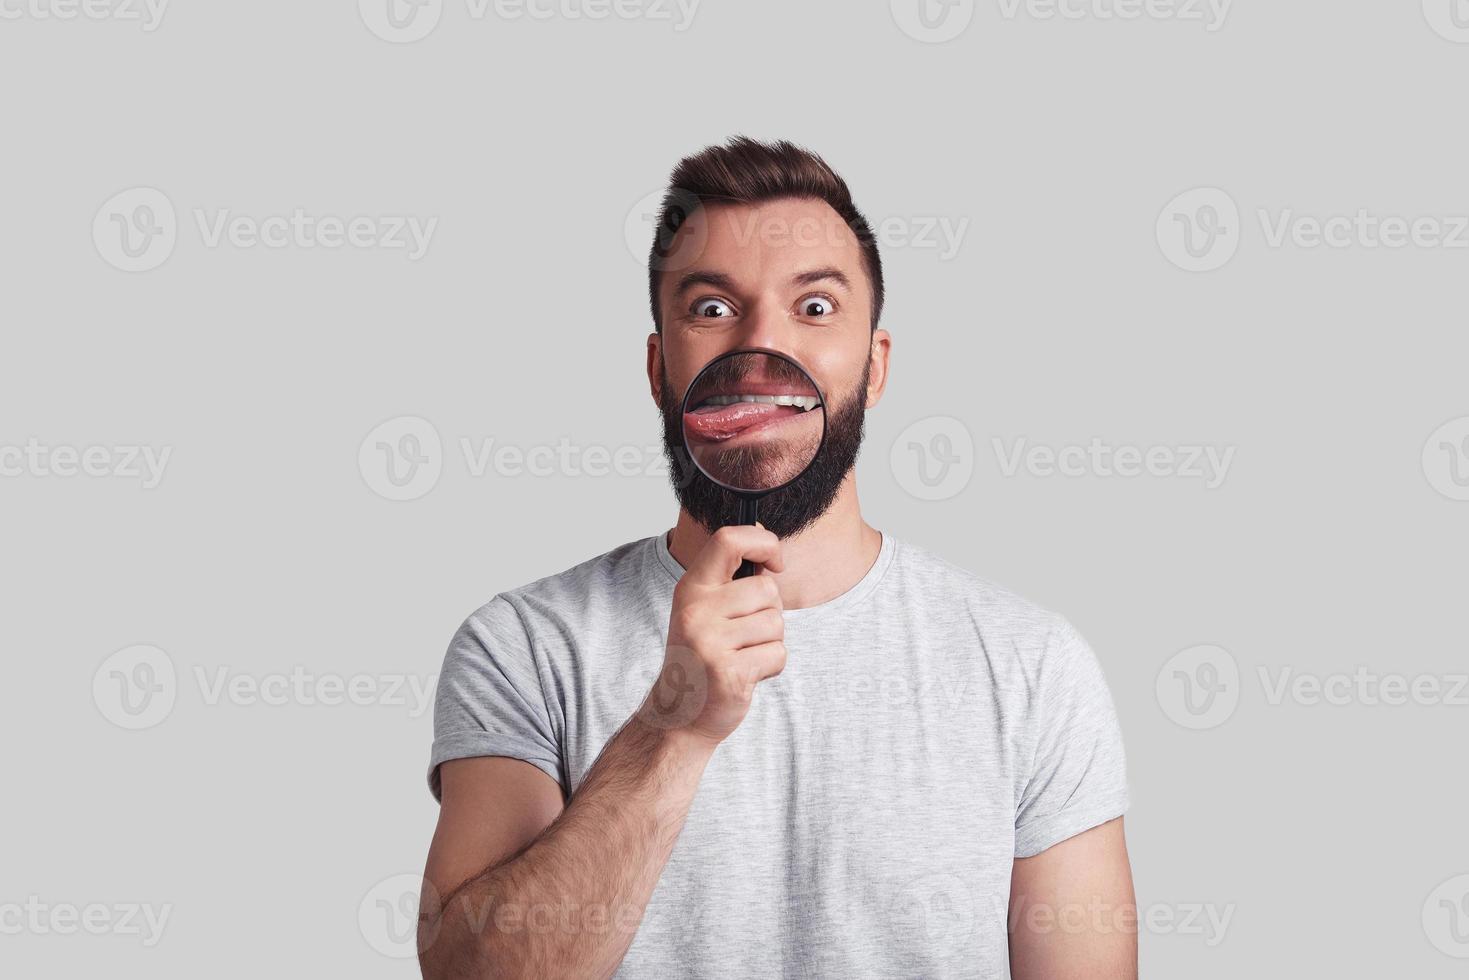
[647,136,884,333]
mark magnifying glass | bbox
[680,348,828,579]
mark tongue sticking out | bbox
[685,401,804,441]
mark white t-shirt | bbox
[430,531,1129,978]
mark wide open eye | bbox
[692,297,735,318]
[796,293,836,318]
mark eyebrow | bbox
[672,270,737,297]
[789,266,852,292]
[672,266,853,298]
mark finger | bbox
[736,640,788,683]
[716,574,783,618]
[723,607,785,650]
[685,525,784,586]
[749,523,786,574]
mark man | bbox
[420,136,1135,979]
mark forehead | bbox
[671,197,865,284]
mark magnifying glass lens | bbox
[681,350,825,494]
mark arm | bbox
[419,525,788,980]
[1008,817,1137,980]
[420,720,716,980]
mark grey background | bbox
[3,0,1467,976]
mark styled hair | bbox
[647,136,884,333]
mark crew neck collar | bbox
[653,529,895,620]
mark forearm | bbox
[421,719,715,980]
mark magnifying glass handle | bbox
[734,496,759,579]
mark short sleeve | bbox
[1014,618,1130,858]
[428,595,566,802]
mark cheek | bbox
[804,349,869,407]
[656,347,693,399]
[661,336,709,379]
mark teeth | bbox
[703,394,818,411]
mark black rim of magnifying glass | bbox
[678,347,828,578]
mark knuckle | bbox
[720,666,755,703]
[712,525,741,546]
[671,606,700,638]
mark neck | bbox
[666,474,882,610]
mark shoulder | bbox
[888,536,1073,634]
[884,535,1091,674]
[460,535,664,636]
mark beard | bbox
[658,356,869,540]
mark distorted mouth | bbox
[692,393,820,412]
[685,389,823,442]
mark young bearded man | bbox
[419,136,1136,979]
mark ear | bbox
[864,328,892,409]
[646,332,665,408]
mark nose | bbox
[733,298,796,356]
